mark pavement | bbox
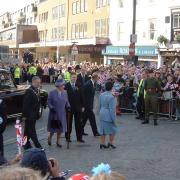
[3,84,180,180]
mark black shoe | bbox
[154,120,158,126]
[107,143,116,149]
[142,121,149,124]
[94,133,100,137]
[77,139,85,143]
[66,139,72,143]
[100,144,108,149]
[82,133,88,136]
[56,143,62,148]
[136,116,140,119]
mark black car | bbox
[0,69,48,120]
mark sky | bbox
[0,0,33,15]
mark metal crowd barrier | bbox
[119,89,179,120]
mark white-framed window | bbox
[30,17,33,24]
[72,2,76,14]
[84,22,87,37]
[118,0,123,8]
[173,13,180,28]
[84,0,87,11]
[102,0,106,6]
[52,6,58,19]
[80,0,84,12]
[149,19,156,40]
[117,22,124,41]
[76,1,80,14]
[96,0,102,8]
[80,23,84,38]
[75,24,80,38]
[95,20,100,36]
[80,0,87,12]
[101,19,106,36]
[71,24,76,39]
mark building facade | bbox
[103,0,180,67]
[19,0,110,63]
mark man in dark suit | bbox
[76,67,89,87]
[22,76,42,150]
[65,72,85,143]
[81,73,100,136]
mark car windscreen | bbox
[0,72,15,89]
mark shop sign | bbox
[104,46,158,57]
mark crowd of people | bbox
[1,57,180,179]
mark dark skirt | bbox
[47,110,63,133]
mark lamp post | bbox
[56,0,61,63]
[129,0,137,64]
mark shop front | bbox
[103,45,158,66]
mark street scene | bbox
[1,0,180,180]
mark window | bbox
[118,0,123,8]
[27,18,29,25]
[80,0,87,12]
[80,24,84,38]
[71,24,76,39]
[102,0,106,6]
[84,22,87,37]
[117,22,124,41]
[173,14,180,28]
[30,17,33,24]
[75,24,80,38]
[76,1,80,14]
[72,2,76,14]
[84,0,87,11]
[96,0,101,8]
[52,5,65,19]
[101,19,106,36]
[149,19,156,40]
[95,20,100,36]
[24,7,26,13]
[95,19,109,37]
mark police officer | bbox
[28,64,37,82]
[136,70,147,120]
[14,64,21,85]
[64,67,72,83]
[142,70,161,126]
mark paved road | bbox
[4,85,180,180]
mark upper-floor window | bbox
[96,0,108,8]
[149,19,156,40]
[52,4,65,19]
[71,22,87,39]
[95,19,109,37]
[118,0,123,8]
[80,0,87,13]
[173,13,180,28]
[117,22,124,41]
[73,0,87,15]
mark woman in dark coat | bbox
[47,79,70,147]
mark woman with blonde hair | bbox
[90,163,125,180]
[0,166,45,180]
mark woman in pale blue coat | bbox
[99,81,117,149]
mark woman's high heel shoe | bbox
[100,144,108,149]
[107,143,116,149]
[56,143,62,148]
